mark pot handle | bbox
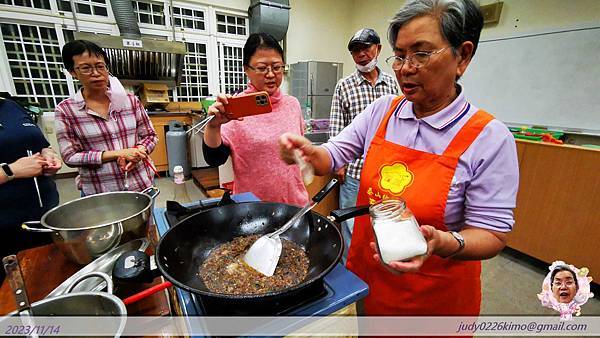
[141,186,160,200]
[21,221,54,233]
[2,255,32,314]
[328,205,371,223]
[66,271,114,295]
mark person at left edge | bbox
[0,96,61,281]
[55,40,158,195]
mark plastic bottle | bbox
[173,165,191,203]
[304,102,312,120]
[304,103,313,134]
[369,199,428,263]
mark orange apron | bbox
[346,96,494,317]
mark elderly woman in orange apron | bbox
[279,0,519,322]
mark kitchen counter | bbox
[147,111,201,116]
[508,139,600,276]
[0,226,175,337]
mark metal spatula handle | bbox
[268,178,338,238]
[269,204,313,238]
[3,255,39,338]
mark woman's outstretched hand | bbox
[278,132,313,164]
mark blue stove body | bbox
[153,192,368,336]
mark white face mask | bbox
[355,57,378,73]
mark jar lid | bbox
[369,199,407,220]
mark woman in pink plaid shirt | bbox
[55,40,158,195]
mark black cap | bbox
[348,28,381,51]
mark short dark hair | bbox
[243,33,284,66]
[551,265,579,290]
[61,40,109,71]
[388,0,484,57]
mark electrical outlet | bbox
[481,2,503,24]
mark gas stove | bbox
[153,192,368,319]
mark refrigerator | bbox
[289,61,343,144]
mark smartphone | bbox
[224,91,272,119]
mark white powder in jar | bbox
[373,217,428,263]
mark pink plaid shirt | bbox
[55,89,158,195]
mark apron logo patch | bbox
[378,162,414,195]
[22,122,36,127]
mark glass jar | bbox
[369,199,428,264]
[173,165,191,203]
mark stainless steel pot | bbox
[6,272,127,337]
[22,187,159,265]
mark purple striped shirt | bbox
[55,90,158,195]
[322,87,519,232]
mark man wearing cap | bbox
[329,28,398,264]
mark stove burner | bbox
[191,280,329,316]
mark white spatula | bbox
[243,178,339,276]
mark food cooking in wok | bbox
[199,235,309,294]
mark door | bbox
[310,95,334,120]
[308,62,341,96]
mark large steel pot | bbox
[22,187,159,265]
[6,272,127,337]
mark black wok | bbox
[156,194,343,312]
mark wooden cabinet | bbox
[508,140,600,274]
[148,113,194,172]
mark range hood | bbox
[74,0,186,85]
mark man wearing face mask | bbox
[329,28,398,263]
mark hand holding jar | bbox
[368,199,438,273]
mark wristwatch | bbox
[1,163,15,181]
[445,231,465,258]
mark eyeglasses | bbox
[553,280,576,288]
[75,63,108,75]
[385,47,449,70]
[247,64,285,75]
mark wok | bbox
[155,201,343,311]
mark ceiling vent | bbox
[248,0,290,41]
